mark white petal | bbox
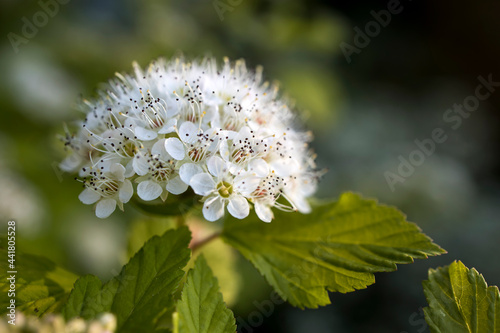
[248,158,269,177]
[110,163,126,181]
[190,173,215,196]
[219,130,237,141]
[228,162,244,176]
[287,192,311,213]
[135,127,158,141]
[219,140,230,161]
[152,139,173,161]
[235,176,260,196]
[179,121,198,144]
[234,126,252,144]
[165,137,185,160]
[299,176,317,196]
[271,159,299,177]
[154,141,173,163]
[158,118,177,134]
[132,154,150,176]
[97,160,115,173]
[78,188,100,205]
[60,155,81,172]
[204,128,222,152]
[124,117,136,129]
[152,139,167,156]
[137,180,163,201]
[119,179,133,203]
[166,175,188,195]
[95,199,117,218]
[203,197,225,222]
[78,165,92,177]
[255,202,273,223]
[227,195,249,219]
[207,155,226,178]
[295,197,311,213]
[179,163,203,184]
[124,160,136,177]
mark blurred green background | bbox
[1,0,499,332]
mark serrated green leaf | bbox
[0,238,78,317]
[175,255,236,333]
[63,227,191,333]
[222,192,445,309]
[423,260,500,333]
[191,237,241,307]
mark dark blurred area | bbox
[0,0,499,332]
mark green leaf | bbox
[423,260,500,333]
[63,226,191,333]
[222,192,445,309]
[0,238,78,316]
[191,237,242,307]
[175,255,236,333]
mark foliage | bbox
[222,192,445,308]
[62,227,191,333]
[174,255,236,333]
[0,193,455,332]
[0,237,78,317]
[423,261,500,333]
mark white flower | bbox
[59,124,95,175]
[4,312,117,333]
[190,156,259,221]
[78,163,133,218]
[134,139,188,201]
[248,172,290,223]
[220,126,269,176]
[62,56,320,221]
[282,173,318,214]
[165,121,228,185]
[165,121,220,161]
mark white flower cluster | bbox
[61,57,319,222]
[0,312,116,333]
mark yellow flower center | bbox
[217,181,233,198]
